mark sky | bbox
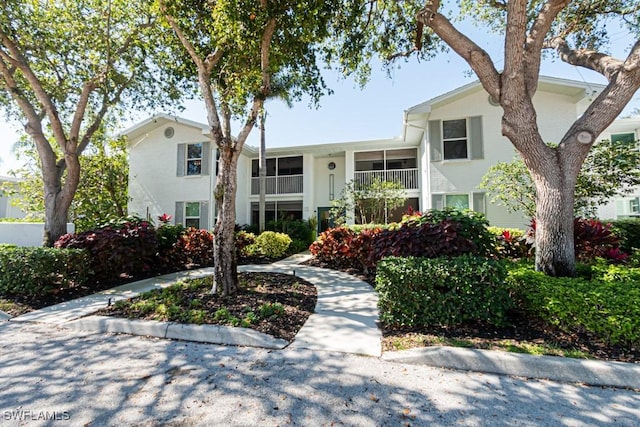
[0,22,638,176]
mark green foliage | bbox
[404,208,496,257]
[480,140,640,218]
[0,246,91,297]
[507,263,640,347]
[257,302,285,319]
[331,178,406,225]
[610,218,640,253]
[266,219,314,245]
[4,134,131,232]
[246,231,292,259]
[375,256,512,328]
[235,230,257,258]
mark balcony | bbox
[354,168,419,190]
[251,174,304,195]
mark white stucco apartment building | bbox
[125,76,621,232]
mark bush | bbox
[0,246,91,297]
[375,256,512,328]
[235,230,256,258]
[507,263,640,347]
[267,219,314,245]
[487,226,531,260]
[405,208,495,257]
[55,216,158,281]
[610,218,640,253]
[176,228,213,267]
[246,231,292,259]
[309,226,381,270]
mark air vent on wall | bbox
[164,126,175,138]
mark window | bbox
[442,119,468,160]
[611,133,636,145]
[185,202,200,228]
[187,143,203,175]
[250,200,303,225]
[445,194,469,209]
[631,198,640,214]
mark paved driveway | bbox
[1,322,638,426]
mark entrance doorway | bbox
[317,207,334,234]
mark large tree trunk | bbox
[531,156,577,276]
[41,152,80,246]
[212,146,239,296]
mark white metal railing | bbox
[354,168,419,189]
[251,174,304,195]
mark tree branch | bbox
[547,37,626,80]
[417,0,501,101]
[0,28,67,148]
[524,0,570,94]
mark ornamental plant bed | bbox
[304,257,640,364]
[94,272,317,342]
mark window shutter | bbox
[200,202,209,230]
[473,192,486,214]
[429,120,443,162]
[201,141,211,176]
[431,194,444,210]
[176,144,186,177]
[469,116,484,159]
[175,201,184,226]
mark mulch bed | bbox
[94,272,317,342]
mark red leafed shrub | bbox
[527,218,628,262]
[55,218,158,281]
[370,220,476,265]
[309,227,358,268]
[176,228,213,267]
[235,230,256,258]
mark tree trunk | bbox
[259,110,266,233]
[532,158,577,276]
[212,146,239,296]
[41,153,80,246]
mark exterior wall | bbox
[0,222,75,247]
[313,154,346,213]
[427,88,582,228]
[128,122,212,225]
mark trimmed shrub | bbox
[0,246,90,297]
[507,263,640,347]
[610,218,640,253]
[267,219,314,245]
[55,217,158,281]
[247,231,292,259]
[376,256,512,328]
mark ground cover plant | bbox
[94,272,317,341]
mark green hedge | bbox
[507,263,640,346]
[0,247,91,297]
[375,255,512,328]
[610,218,640,253]
[246,231,292,259]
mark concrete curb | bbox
[65,315,289,350]
[0,310,11,321]
[382,346,640,389]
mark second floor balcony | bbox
[354,168,419,190]
[251,174,304,195]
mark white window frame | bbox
[442,118,469,161]
[186,143,203,176]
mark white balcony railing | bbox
[251,174,304,195]
[354,168,419,190]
